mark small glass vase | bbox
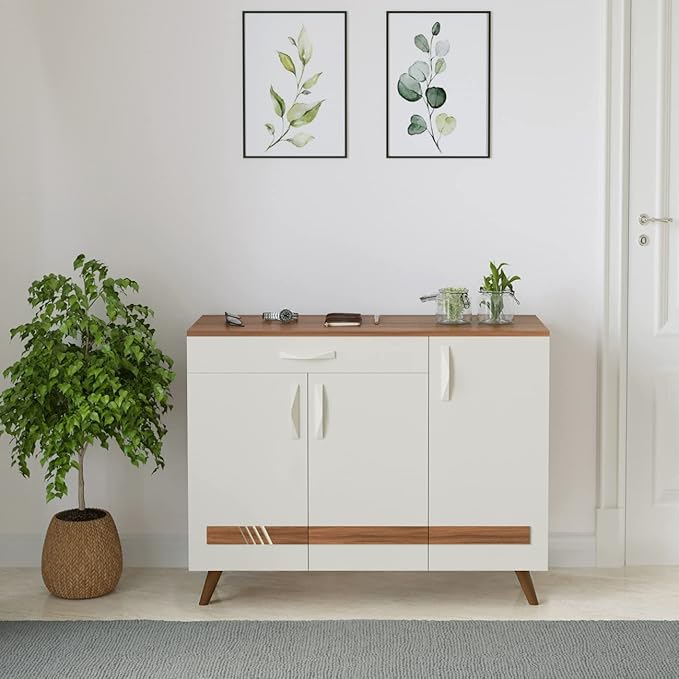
[478,290,517,324]
[420,287,471,324]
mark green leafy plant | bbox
[397,20,456,153]
[0,255,175,511]
[265,25,324,151]
[479,261,521,323]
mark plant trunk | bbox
[78,445,87,511]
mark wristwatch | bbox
[262,309,299,323]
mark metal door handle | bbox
[639,213,673,225]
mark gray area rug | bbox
[1,620,678,678]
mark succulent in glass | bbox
[479,261,520,324]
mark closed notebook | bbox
[324,313,362,327]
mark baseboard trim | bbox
[549,532,597,567]
[596,507,625,567]
[0,532,595,569]
[0,534,188,568]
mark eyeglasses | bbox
[224,312,244,327]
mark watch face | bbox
[279,308,293,323]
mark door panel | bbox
[428,338,549,571]
[308,373,428,570]
[187,373,308,570]
[627,0,679,564]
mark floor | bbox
[1,567,678,620]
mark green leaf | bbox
[397,73,422,102]
[297,25,313,65]
[435,40,450,57]
[269,86,285,118]
[301,72,322,89]
[277,51,296,75]
[432,21,441,36]
[286,132,315,147]
[435,112,457,136]
[425,86,446,108]
[407,114,427,135]
[435,58,446,75]
[408,61,430,83]
[265,123,275,135]
[286,100,324,127]
[414,34,429,53]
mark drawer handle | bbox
[280,350,336,361]
[441,345,452,401]
[290,383,301,440]
[314,384,325,440]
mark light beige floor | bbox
[1,567,679,620]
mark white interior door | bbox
[187,373,308,571]
[308,373,428,570]
[627,0,679,564]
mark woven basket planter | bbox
[41,509,123,599]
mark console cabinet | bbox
[187,315,549,605]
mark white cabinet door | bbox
[188,373,308,571]
[308,373,428,570]
[429,337,549,571]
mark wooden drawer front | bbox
[187,337,428,373]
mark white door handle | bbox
[314,384,325,439]
[290,383,300,439]
[279,350,336,361]
[441,345,452,401]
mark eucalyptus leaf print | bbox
[407,114,427,135]
[397,73,422,102]
[265,24,323,152]
[396,19,456,153]
[408,61,430,82]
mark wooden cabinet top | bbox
[187,315,549,337]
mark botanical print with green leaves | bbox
[266,25,324,151]
[397,21,456,153]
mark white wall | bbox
[0,0,605,566]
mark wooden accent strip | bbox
[207,526,308,545]
[188,314,549,337]
[266,526,309,545]
[429,526,531,544]
[308,526,428,544]
[207,526,244,544]
[207,525,531,545]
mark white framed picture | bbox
[387,11,491,158]
[243,11,347,158]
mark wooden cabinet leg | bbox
[515,570,539,605]
[199,570,222,606]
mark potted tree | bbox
[0,255,174,599]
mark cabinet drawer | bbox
[187,337,428,373]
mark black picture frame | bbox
[242,10,348,159]
[386,11,492,159]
